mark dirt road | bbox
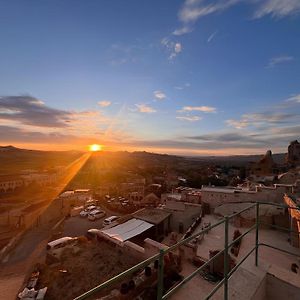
[0,221,55,300]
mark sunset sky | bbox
[0,0,300,155]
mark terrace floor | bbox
[168,214,300,300]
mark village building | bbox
[133,208,171,242]
[162,198,202,233]
[287,140,300,166]
[201,183,297,211]
[0,175,24,192]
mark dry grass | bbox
[37,240,140,300]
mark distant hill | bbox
[185,153,286,166]
[0,145,83,175]
[0,145,24,152]
[0,145,287,175]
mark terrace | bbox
[73,202,300,300]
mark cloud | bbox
[0,95,118,148]
[267,55,294,67]
[98,100,112,107]
[254,0,300,19]
[129,130,283,152]
[173,26,193,36]
[173,0,300,37]
[135,104,156,113]
[179,0,240,23]
[161,38,183,60]
[176,115,202,122]
[271,125,300,135]
[187,132,264,143]
[154,90,166,100]
[226,112,299,129]
[225,119,249,129]
[0,125,80,144]
[174,43,182,53]
[180,105,217,113]
[285,93,300,103]
[0,96,72,128]
[207,30,218,43]
[175,83,191,90]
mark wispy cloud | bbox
[135,104,156,113]
[225,119,249,129]
[226,112,299,129]
[161,38,183,60]
[173,26,193,36]
[267,55,294,67]
[108,43,144,66]
[173,0,300,37]
[187,132,263,143]
[176,115,202,122]
[173,0,240,36]
[207,30,218,43]
[285,93,300,103]
[98,100,112,107]
[174,83,191,90]
[154,90,166,100]
[254,0,300,19]
[179,0,240,23]
[180,105,217,113]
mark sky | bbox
[0,0,300,155]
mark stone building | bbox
[250,150,277,176]
[201,184,297,210]
[0,175,24,192]
[287,140,300,166]
[162,199,202,233]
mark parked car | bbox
[88,209,106,221]
[70,206,84,217]
[47,237,77,251]
[80,205,97,217]
[103,215,119,226]
[85,228,101,240]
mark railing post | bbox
[157,248,164,300]
[255,202,259,266]
[224,216,229,300]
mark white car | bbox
[103,215,119,226]
[88,209,106,221]
[80,205,97,217]
[47,237,77,251]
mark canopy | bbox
[100,218,153,242]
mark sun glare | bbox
[89,144,102,152]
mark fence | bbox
[74,202,300,300]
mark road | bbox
[0,220,57,300]
[63,204,119,237]
[0,203,120,299]
[63,215,106,237]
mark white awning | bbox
[100,218,153,242]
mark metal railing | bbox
[74,202,300,300]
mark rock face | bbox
[250,150,276,175]
[287,140,300,166]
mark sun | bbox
[89,144,102,152]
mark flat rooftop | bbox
[201,186,256,194]
[100,218,153,243]
[133,208,171,225]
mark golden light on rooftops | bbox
[89,144,102,152]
